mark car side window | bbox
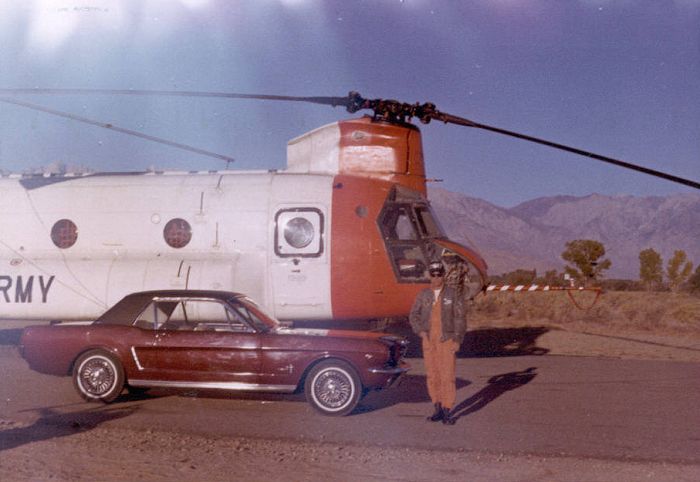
[174,299,254,333]
[161,301,195,331]
[133,298,255,333]
[133,301,177,330]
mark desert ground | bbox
[1,290,699,481]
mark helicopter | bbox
[0,90,697,325]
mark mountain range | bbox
[429,188,700,279]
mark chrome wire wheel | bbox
[314,368,352,408]
[305,360,361,416]
[73,350,124,403]
[79,356,115,395]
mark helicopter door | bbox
[270,207,330,320]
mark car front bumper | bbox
[367,361,410,389]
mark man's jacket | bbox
[409,286,466,344]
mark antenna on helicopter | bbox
[0,88,697,190]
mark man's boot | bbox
[427,403,444,422]
[442,407,457,425]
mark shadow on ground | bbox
[451,367,537,421]
[392,325,551,358]
[0,404,140,452]
[0,329,22,346]
[361,367,538,418]
[461,327,550,358]
[357,374,471,414]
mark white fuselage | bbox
[0,170,334,321]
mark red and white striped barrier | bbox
[486,285,601,292]
[484,284,603,309]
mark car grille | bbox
[380,336,409,366]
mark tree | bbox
[689,266,700,294]
[503,269,536,285]
[561,239,611,285]
[535,269,564,287]
[639,248,663,291]
[666,250,693,292]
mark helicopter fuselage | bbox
[0,117,487,322]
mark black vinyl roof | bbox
[95,290,245,325]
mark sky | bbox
[0,0,698,207]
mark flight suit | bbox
[409,286,466,412]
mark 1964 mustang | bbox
[19,290,409,416]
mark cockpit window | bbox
[381,206,418,240]
[415,206,443,238]
[378,184,454,282]
[387,244,427,280]
[379,201,442,283]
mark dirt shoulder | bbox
[466,319,700,363]
[2,421,699,482]
[464,290,700,363]
[542,325,700,362]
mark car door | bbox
[131,298,261,385]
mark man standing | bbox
[409,261,466,425]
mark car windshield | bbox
[233,296,280,331]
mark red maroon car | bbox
[19,290,409,416]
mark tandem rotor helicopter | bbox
[0,89,698,325]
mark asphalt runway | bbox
[1,344,699,465]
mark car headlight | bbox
[379,336,409,365]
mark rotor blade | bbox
[4,88,697,189]
[0,88,353,109]
[435,111,700,190]
[0,96,236,163]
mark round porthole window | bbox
[51,219,78,249]
[163,218,192,248]
[284,217,314,248]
